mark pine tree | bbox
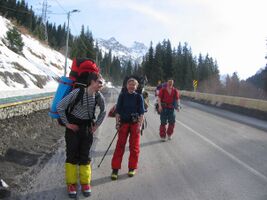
[4,26,24,54]
[173,42,183,88]
[143,42,154,84]
[110,57,121,84]
[125,61,133,76]
[152,43,164,85]
[163,40,173,80]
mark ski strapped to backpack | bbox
[49,57,100,124]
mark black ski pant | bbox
[65,124,93,165]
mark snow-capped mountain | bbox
[96,37,148,65]
[0,15,70,94]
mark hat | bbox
[78,60,100,75]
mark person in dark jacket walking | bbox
[111,78,145,180]
[57,72,106,198]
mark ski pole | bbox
[97,130,118,168]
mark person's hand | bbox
[158,105,163,113]
[115,122,120,130]
[66,124,79,132]
[91,125,98,133]
[175,105,181,112]
[138,122,143,131]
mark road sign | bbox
[193,80,198,87]
[193,80,198,91]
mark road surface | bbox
[13,89,267,200]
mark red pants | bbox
[159,123,175,138]
[111,123,140,170]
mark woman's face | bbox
[127,81,137,93]
[91,78,103,91]
[167,80,174,88]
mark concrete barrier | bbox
[180,91,267,112]
[1,88,266,119]
[0,96,53,120]
[145,86,267,112]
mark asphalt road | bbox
[16,89,267,200]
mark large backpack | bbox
[49,58,100,125]
[69,58,99,81]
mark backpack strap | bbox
[68,88,85,113]
[161,88,166,103]
[161,88,177,108]
[68,88,99,121]
[92,92,100,119]
[136,93,140,114]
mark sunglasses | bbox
[97,80,103,84]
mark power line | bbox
[49,12,66,15]
[41,0,48,42]
[48,0,95,57]
[49,0,91,52]
[69,18,90,50]
[51,0,67,13]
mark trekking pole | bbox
[97,130,118,168]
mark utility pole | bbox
[41,0,48,43]
[64,9,80,76]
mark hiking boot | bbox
[81,184,91,197]
[67,184,77,198]
[128,169,136,177]
[111,169,118,180]
[160,136,166,142]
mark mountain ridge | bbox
[96,37,148,65]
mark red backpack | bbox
[69,58,100,82]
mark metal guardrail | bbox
[0,92,55,105]
[0,96,53,109]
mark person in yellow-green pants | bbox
[57,71,106,198]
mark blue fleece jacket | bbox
[116,91,145,123]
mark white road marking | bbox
[176,119,267,183]
[148,101,267,183]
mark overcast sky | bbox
[26,0,267,80]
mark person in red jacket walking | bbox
[157,79,180,141]
[111,78,145,180]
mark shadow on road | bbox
[91,173,130,187]
[91,140,162,159]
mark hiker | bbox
[111,78,145,180]
[157,79,180,141]
[57,72,106,198]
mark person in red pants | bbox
[111,78,145,180]
[157,79,180,141]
